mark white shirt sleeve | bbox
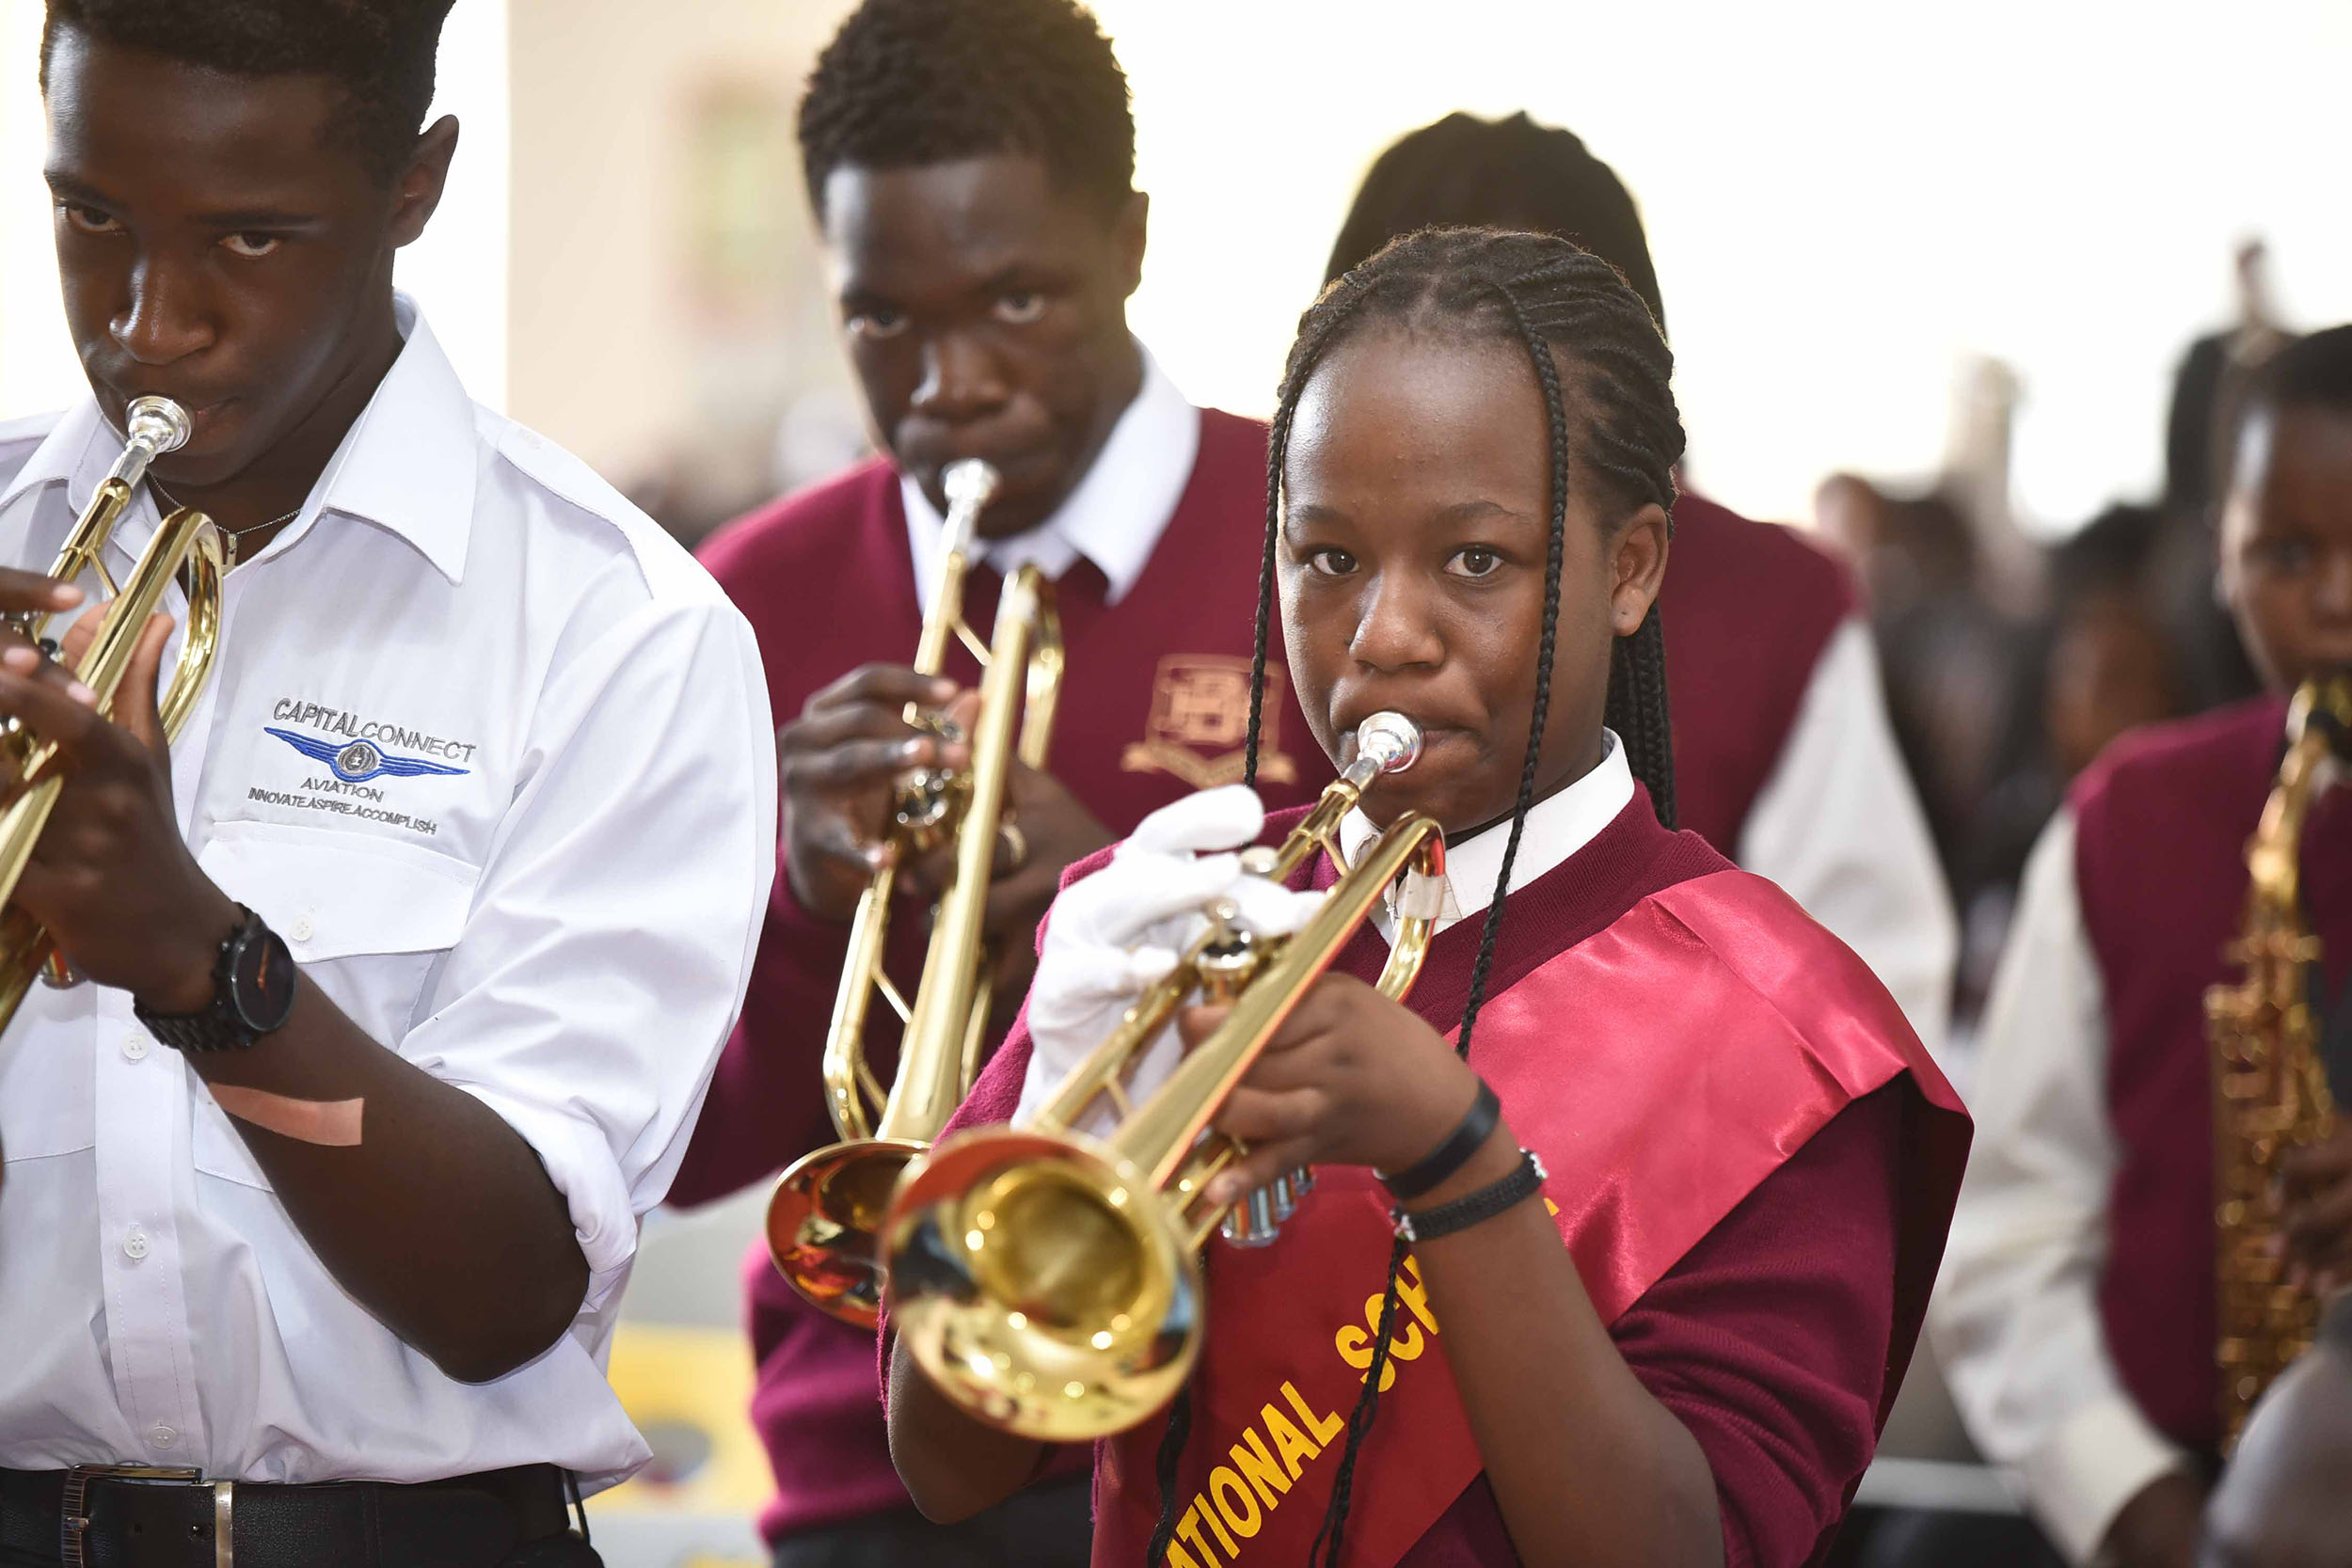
[394,597,778,1314]
[1736,618,1959,1057]
[1926,810,2187,1562]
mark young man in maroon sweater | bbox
[1931,326,2352,1568]
[667,2,1325,1561]
[1322,112,1956,1061]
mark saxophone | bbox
[2206,674,2350,1448]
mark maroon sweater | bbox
[2072,694,2352,1452]
[919,790,1947,1568]
[674,409,1330,1541]
[1659,494,1858,855]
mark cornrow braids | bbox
[1209,226,1684,1565]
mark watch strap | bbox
[133,905,281,1053]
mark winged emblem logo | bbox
[264,726,469,784]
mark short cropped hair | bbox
[41,0,453,184]
[798,0,1136,223]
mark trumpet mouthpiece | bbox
[1350,712,1423,782]
[940,459,1002,556]
[124,395,193,456]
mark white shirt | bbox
[1740,620,1958,1062]
[1340,731,1634,944]
[901,344,1199,613]
[0,299,777,1489]
[1925,809,2182,1561]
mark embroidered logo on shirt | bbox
[264,727,469,784]
[1120,655,1298,788]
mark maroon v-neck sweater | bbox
[675,409,1331,1541]
[2072,694,2352,1452]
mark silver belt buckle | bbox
[60,1463,230,1568]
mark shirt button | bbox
[288,913,315,942]
[151,1424,177,1449]
[121,1032,150,1062]
[122,1227,150,1261]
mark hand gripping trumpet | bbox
[2206,673,2349,1447]
[882,712,1442,1441]
[0,396,223,1036]
[767,459,1065,1328]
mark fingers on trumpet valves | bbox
[0,638,100,724]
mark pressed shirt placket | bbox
[85,485,215,1463]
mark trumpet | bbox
[2207,674,2348,1446]
[0,396,223,1036]
[767,459,1065,1328]
[882,712,1441,1441]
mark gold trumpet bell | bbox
[767,1137,930,1329]
[884,1125,1197,1441]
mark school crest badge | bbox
[1120,655,1297,788]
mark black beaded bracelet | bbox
[1376,1079,1501,1201]
[1391,1149,1548,1243]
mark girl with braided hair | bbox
[885,230,1969,1567]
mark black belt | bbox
[0,1463,595,1568]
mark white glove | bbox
[1013,785,1322,1134]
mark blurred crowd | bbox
[1818,242,2284,1041]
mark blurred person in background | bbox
[1922,500,2188,1028]
[2153,243,2288,715]
[1324,110,1958,1058]
[1816,478,2023,919]
[1930,326,2352,1568]
[2199,1297,2352,1568]
[663,1,1327,1563]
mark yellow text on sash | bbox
[1162,1254,1443,1567]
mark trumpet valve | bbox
[893,768,961,850]
[1217,1168,1311,1249]
[1195,898,1261,1003]
[38,949,79,990]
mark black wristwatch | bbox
[134,904,299,1053]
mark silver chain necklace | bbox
[147,478,300,570]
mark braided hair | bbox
[1147,229,1683,1565]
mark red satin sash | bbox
[1091,868,1966,1568]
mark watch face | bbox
[229,925,298,1035]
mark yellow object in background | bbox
[596,1322,769,1513]
[588,1322,769,1567]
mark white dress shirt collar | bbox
[0,294,478,583]
[1340,729,1633,940]
[901,341,1199,613]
